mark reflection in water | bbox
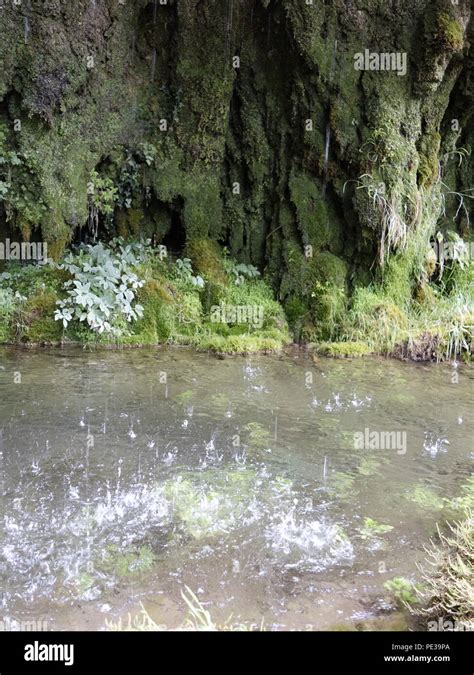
[0,347,472,630]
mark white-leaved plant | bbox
[54,241,146,336]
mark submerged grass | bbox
[105,587,263,632]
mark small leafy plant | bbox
[223,253,261,286]
[175,258,205,288]
[54,241,145,336]
[384,577,420,606]
[88,170,118,238]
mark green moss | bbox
[0,0,470,355]
[129,278,176,344]
[417,131,441,189]
[182,176,223,240]
[19,289,63,343]
[328,472,357,500]
[446,475,474,515]
[185,239,228,285]
[163,470,260,540]
[289,171,332,250]
[99,545,156,579]
[405,485,445,511]
[244,422,273,452]
[436,12,465,52]
[358,518,394,540]
[304,252,349,341]
[357,457,388,477]
[316,341,372,358]
[384,577,421,607]
[193,333,284,356]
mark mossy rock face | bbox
[184,239,228,286]
[0,0,471,345]
[303,252,349,340]
[288,170,341,251]
[21,289,63,343]
[435,11,465,52]
[116,209,146,238]
[417,131,441,188]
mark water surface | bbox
[0,347,472,630]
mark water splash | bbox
[267,509,354,571]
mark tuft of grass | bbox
[413,514,474,630]
[106,587,263,632]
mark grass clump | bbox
[338,245,473,361]
[413,514,474,630]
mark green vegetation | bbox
[99,545,156,579]
[0,0,471,362]
[328,471,357,501]
[358,518,394,540]
[334,241,474,361]
[447,475,474,514]
[0,239,290,354]
[106,587,262,632]
[384,577,421,607]
[414,514,473,630]
[244,422,273,453]
[161,469,293,541]
[404,485,445,511]
[435,12,465,52]
[315,341,373,358]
